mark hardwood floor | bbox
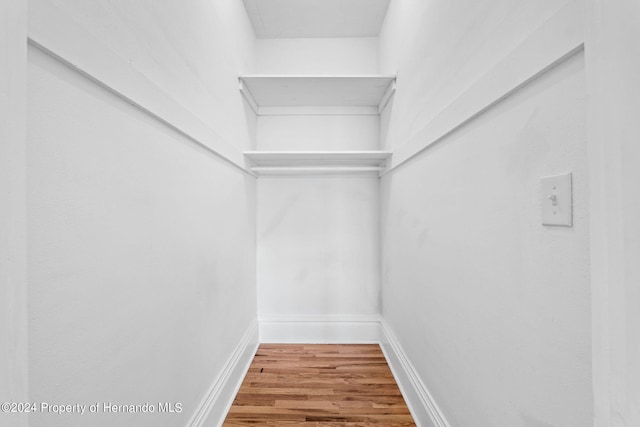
[222,344,416,426]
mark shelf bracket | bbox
[378,80,396,115]
[238,78,259,115]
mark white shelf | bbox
[239,74,396,115]
[244,151,392,176]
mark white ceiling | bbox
[242,0,391,39]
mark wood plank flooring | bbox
[223,344,416,426]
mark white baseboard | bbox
[259,315,381,344]
[379,319,450,427]
[187,320,259,427]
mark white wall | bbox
[586,1,640,425]
[256,37,378,75]
[0,1,28,426]
[254,36,381,153]
[379,0,571,152]
[379,1,592,426]
[26,1,257,426]
[39,0,257,151]
[257,176,380,323]
[257,115,379,151]
[253,31,382,341]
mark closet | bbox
[239,72,395,342]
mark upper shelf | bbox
[239,74,396,114]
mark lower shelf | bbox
[243,151,392,176]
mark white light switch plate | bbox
[541,172,572,227]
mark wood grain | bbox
[222,344,416,426]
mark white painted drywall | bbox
[253,37,380,152]
[253,31,382,331]
[379,1,592,426]
[257,115,379,151]
[256,38,378,74]
[26,1,257,426]
[257,177,380,320]
[379,0,571,152]
[586,1,640,425]
[254,37,380,152]
[0,1,28,426]
[30,0,257,152]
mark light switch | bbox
[541,172,572,227]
